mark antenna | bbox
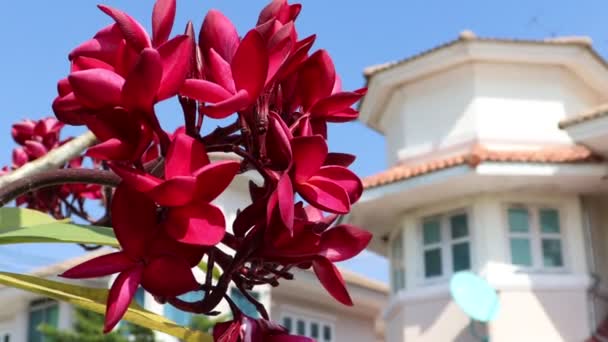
[450,271,500,342]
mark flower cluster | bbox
[52,0,371,340]
[1,117,102,217]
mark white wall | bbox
[378,61,603,167]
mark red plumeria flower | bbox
[292,50,366,137]
[257,0,302,27]
[111,132,240,245]
[257,205,372,306]
[214,312,313,342]
[181,27,268,119]
[60,184,205,332]
[290,135,362,214]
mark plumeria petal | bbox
[165,132,210,179]
[296,177,350,214]
[291,135,327,183]
[298,50,336,111]
[324,152,356,167]
[68,69,125,109]
[315,166,363,204]
[194,161,241,202]
[147,176,199,206]
[157,35,193,100]
[201,90,251,119]
[319,225,372,262]
[232,30,268,99]
[165,201,226,246]
[180,79,233,103]
[312,258,353,306]
[207,48,236,94]
[98,5,151,52]
[110,164,163,194]
[69,24,123,64]
[266,112,293,170]
[112,184,160,258]
[104,266,144,333]
[71,56,115,72]
[200,9,240,62]
[60,251,136,279]
[142,256,199,297]
[309,91,365,118]
[151,0,176,47]
[122,48,163,111]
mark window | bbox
[422,212,471,279]
[230,288,261,318]
[3,334,9,342]
[281,313,334,342]
[507,206,564,269]
[28,298,59,342]
[390,231,405,293]
[164,291,202,326]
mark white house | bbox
[349,31,608,342]
[0,170,388,342]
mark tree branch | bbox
[0,168,120,207]
[0,131,97,188]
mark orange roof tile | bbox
[559,103,608,129]
[362,145,603,189]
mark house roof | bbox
[363,31,602,80]
[559,103,608,129]
[362,144,603,189]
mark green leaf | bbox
[0,222,119,247]
[0,272,212,342]
[0,207,57,230]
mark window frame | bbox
[280,311,335,342]
[28,298,59,342]
[504,203,568,272]
[419,209,473,283]
[389,229,405,293]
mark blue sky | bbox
[1,0,608,283]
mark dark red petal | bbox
[112,183,160,258]
[165,132,210,179]
[319,225,372,262]
[104,266,144,333]
[201,90,251,119]
[69,69,125,109]
[60,252,136,278]
[266,23,294,84]
[310,91,364,117]
[110,164,163,194]
[315,166,363,204]
[98,5,151,52]
[180,79,232,103]
[232,30,268,99]
[298,50,336,111]
[233,200,266,238]
[199,10,239,62]
[257,0,286,25]
[157,35,193,101]
[276,34,316,81]
[312,258,352,306]
[291,135,327,183]
[266,112,293,170]
[152,0,176,47]
[147,176,198,206]
[213,320,241,342]
[12,148,28,167]
[324,153,356,167]
[165,202,225,246]
[142,256,199,297]
[296,178,350,214]
[276,174,294,230]
[122,48,163,111]
[23,141,47,159]
[52,96,86,125]
[86,138,136,161]
[69,24,123,64]
[71,56,115,72]
[193,161,240,202]
[208,48,236,93]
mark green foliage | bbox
[0,272,212,341]
[39,308,128,342]
[190,314,229,334]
